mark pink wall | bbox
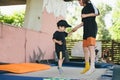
[0,25,26,63]
[0,9,63,63]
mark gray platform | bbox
[6,66,107,80]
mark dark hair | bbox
[82,0,90,4]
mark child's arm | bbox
[53,39,62,45]
[81,13,99,18]
[67,22,83,36]
[72,22,83,32]
[67,31,73,36]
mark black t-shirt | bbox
[53,31,68,52]
[82,2,99,39]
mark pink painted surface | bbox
[0,9,63,63]
[0,25,25,63]
[25,30,54,62]
[25,9,64,62]
[41,9,64,35]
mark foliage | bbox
[96,3,112,40]
[109,0,120,42]
[0,11,25,27]
[66,1,112,40]
[66,1,83,40]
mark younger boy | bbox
[52,20,74,74]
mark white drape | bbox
[43,0,67,17]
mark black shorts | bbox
[56,51,65,59]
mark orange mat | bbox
[0,63,51,74]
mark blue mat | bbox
[0,74,80,80]
[0,75,43,80]
[112,65,120,80]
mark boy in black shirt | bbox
[53,20,78,74]
[72,0,100,74]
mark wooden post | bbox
[111,40,114,61]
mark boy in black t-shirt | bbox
[53,20,78,74]
[72,0,100,75]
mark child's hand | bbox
[57,41,63,45]
[72,23,83,32]
[72,27,78,32]
[81,14,87,18]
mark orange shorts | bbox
[83,37,96,47]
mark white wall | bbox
[71,41,102,58]
[23,0,43,31]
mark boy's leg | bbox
[85,37,96,74]
[85,46,95,74]
[58,51,64,74]
[58,51,64,68]
[81,40,90,74]
[81,47,90,74]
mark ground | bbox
[6,66,107,80]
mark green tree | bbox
[0,11,25,27]
[109,0,120,42]
[96,3,112,40]
[66,1,83,40]
[66,2,112,40]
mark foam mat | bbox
[0,63,50,74]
